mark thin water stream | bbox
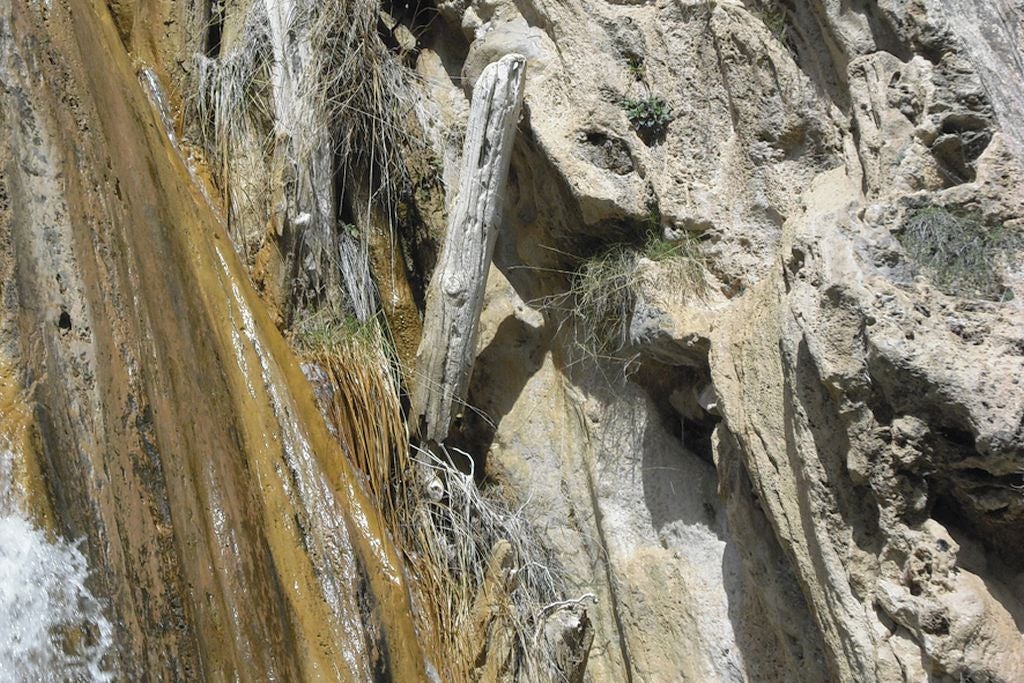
[0,356,114,682]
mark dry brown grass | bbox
[294,312,569,681]
[189,0,435,319]
[899,205,1021,301]
[191,2,274,175]
[193,3,574,675]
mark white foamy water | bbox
[0,450,115,682]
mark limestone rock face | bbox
[5,0,1022,679]
[434,0,1024,681]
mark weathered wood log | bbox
[411,54,527,443]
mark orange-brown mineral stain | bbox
[0,0,429,678]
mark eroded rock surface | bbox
[2,0,1023,680]
[433,1,1024,681]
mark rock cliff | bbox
[1,0,1022,680]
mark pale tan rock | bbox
[444,1,1024,681]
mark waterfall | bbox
[0,449,114,681]
[0,0,429,676]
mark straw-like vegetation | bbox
[292,305,573,680]
[403,444,567,681]
[547,231,708,367]
[191,0,418,196]
[189,0,432,320]
[301,0,418,215]
[192,3,274,170]
[292,308,409,524]
[898,205,1021,301]
[192,2,580,676]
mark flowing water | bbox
[0,0,430,678]
[0,450,115,682]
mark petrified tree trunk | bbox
[411,54,527,443]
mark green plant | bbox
[341,221,360,239]
[290,304,382,354]
[626,56,646,81]
[760,4,787,39]
[624,96,672,137]
[898,206,1021,300]
[644,230,704,265]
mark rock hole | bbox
[682,416,716,464]
[58,310,72,331]
[575,131,634,175]
[921,611,950,635]
[383,0,438,37]
[204,0,224,58]
[937,425,975,448]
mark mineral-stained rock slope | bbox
[1,0,1022,681]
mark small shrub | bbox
[624,96,672,138]
[898,206,1021,300]
[570,246,638,361]
[751,1,798,53]
[760,5,787,39]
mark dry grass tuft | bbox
[899,205,1021,301]
[546,231,708,367]
[188,0,435,319]
[294,311,409,521]
[403,444,566,681]
[300,0,420,213]
[191,3,275,175]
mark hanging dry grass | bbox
[544,231,708,370]
[300,353,409,524]
[402,444,569,681]
[293,308,577,680]
[299,0,421,216]
[191,3,275,175]
[188,0,457,246]
[191,3,579,676]
[188,0,432,312]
